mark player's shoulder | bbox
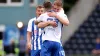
[40,13,47,17]
[59,8,64,14]
[61,14,68,18]
[63,14,67,17]
[28,17,36,23]
[58,12,67,16]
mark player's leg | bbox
[58,46,65,56]
[52,42,65,56]
[40,40,51,56]
[51,42,61,56]
[31,50,41,56]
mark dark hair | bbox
[43,1,52,9]
[54,0,63,7]
[36,5,44,9]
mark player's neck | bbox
[45,9,51,12]
[36,15,39,18]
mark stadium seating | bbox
[64,4,100,55]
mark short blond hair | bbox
[54,0,63,7]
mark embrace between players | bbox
[27,0,69,56]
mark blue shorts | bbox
[31,50,41,56]
[59,45,65,56]
[40,40,65,56]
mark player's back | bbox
[40,12,62,43]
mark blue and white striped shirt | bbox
[27,17,42,50]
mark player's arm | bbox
[34,20,42,25]
[35,14,57,28]
[37,21,57,28]
[27,31,32,44]
[27,31,32,49]
[27,20,32,50]
[35,14,44,25]
[48,12,69,26]
[55,14,69,26]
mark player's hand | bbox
[49,21,57,27]
[27,42,32,50]
[48,12,57,17]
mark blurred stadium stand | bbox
[64,3,100,56]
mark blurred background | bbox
[0,0,100,56]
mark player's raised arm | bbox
[34,14,44,25]
[55,13,69,26]
[34,20,40,25]
[48,12,69,26]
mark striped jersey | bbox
[27,17,42,50]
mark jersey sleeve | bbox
[36,14,44,22]
[27,19,33,32]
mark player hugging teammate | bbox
[27,0,69,56]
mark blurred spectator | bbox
[10,39,15,54]
[25,49,31,56]
[92,37,100,55]
[4,38,15,56]
[18,36,26,56]
[3,41,10,55]
[3,30,11,55]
